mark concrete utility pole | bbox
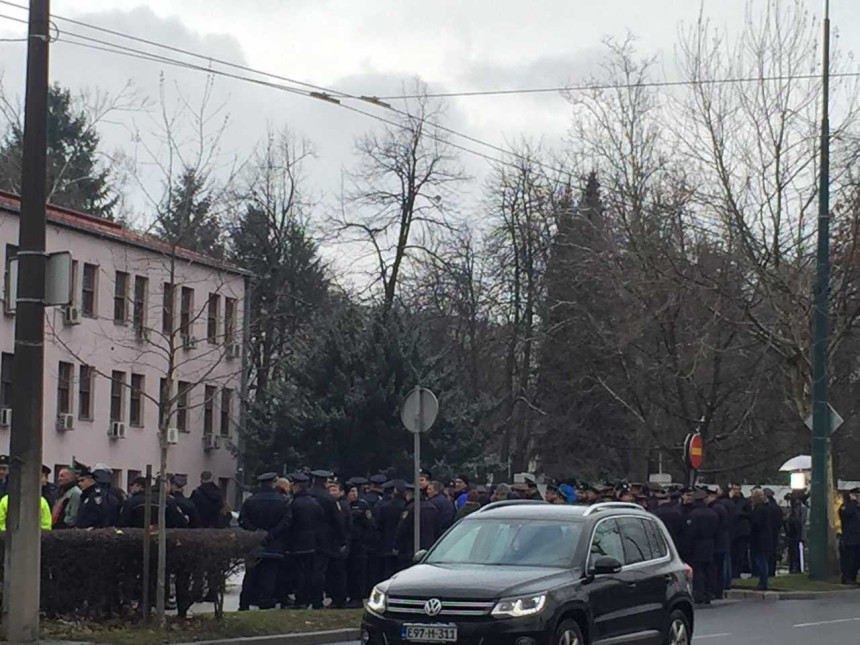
[1,0,50,641]
[809,0,831,581]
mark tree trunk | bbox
[156,440,168,628]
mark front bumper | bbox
[362,609,550,645]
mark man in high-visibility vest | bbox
[0,491,52,531]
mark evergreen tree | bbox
[156,166,223,256]
[0,83,116,217]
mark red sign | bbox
[685,433,704,470]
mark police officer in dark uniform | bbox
[653,491,685,555]
[686,489,719,604]
[118,476,189,528]
[286,473,324,609]
[325,479,352,609]
[345,481,375,606]
[75,464,111,529]
[395,483,440,567]
[170,474,200,528]
[364,474,387,509]
[375,480,408,579]
[309,469,346,609]
[238,472,292,610]
[92,465,122,527]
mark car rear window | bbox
[588,518,624,568]
[644,517,669,558]
[619,518,652,564]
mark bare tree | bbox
[331,80,466,309]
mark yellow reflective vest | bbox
[0,494,52,531]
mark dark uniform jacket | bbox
[767,498,783,551]
[709,500,730,555]
[429,494,455,533]
[288,489,324,554]
[395,500,440,557]
[714,497,738,545]
[750,503,775,554]
[76,485,111,529]
[309,484,346,557]
[732,495,752,539]
[685,500,719,563]
[363,490,382,509]
[350,498,376,554]
[334,496,353,559]
[118,491,189,528]
[840,499,860,547]
[172,492,201,528]
[375,494,407,556]
[654,504,685,556]
[239,487,292,557]
[191,482,224,528]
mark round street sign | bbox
[685,433,704,470]
[401,386,439,434]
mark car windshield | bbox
[426,518,583,567]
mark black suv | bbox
[362,501,694,645]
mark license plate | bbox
[401,623,458,642]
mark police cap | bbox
[347,476,368,486]
[369,474,388,485]
[41,464,51,476]
[310,469,333,479]
[0,455,8,466]
[289,472,309,483]
[693,489,708,501]
[257,472,278,483]
[170,474,188,487]
[419,468,432,479]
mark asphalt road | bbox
[335,596,860,644]
[693,596,860,643]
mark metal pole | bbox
[809,0,831,581]
[142,464,152,623]
[1,1,49,641]
[414,387,422,555]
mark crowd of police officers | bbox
[238,469,819,610]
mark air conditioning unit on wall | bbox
[166,427,179,445]
[108,422,126,439]
[202,434,220,451]
[56,413,75,431]
[63,305,81,326]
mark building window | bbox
[114,271,128,322]
[133,276,148,331]
[78,365,93,420]
[220,388,232,437]
[159,377,169,427]
[204,385,215,435]
[127,469,141,491]
[0,353,12,408]
[4,244,17,314]
[162,283,173,334]
[110,371,125,422]
[180,287,194,337]
[207,294,219,343]
[82,263,97,317]
[130,373,144,426]
[57,362,73,415]
[177,381,191,432]
[224,297,236,345]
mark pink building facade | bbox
[0,192,247,501]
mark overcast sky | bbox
[0,0,856,274]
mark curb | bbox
[726,588,860,601]
[177,628,362,645]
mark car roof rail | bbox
[477,499,548,513]
[582,502,645,516]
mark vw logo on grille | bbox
[424,598,443,617]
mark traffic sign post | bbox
[401,386,438,556]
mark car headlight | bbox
[366,585,387,614]
[491,594,547,618]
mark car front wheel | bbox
[665,609,691,645]
[553,618,584,645]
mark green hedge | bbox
[0,529,262,619]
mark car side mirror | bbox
[413,549,428,563]
[591,556,623,575]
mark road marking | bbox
[693,634,731,640]
[794,617,860,628]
